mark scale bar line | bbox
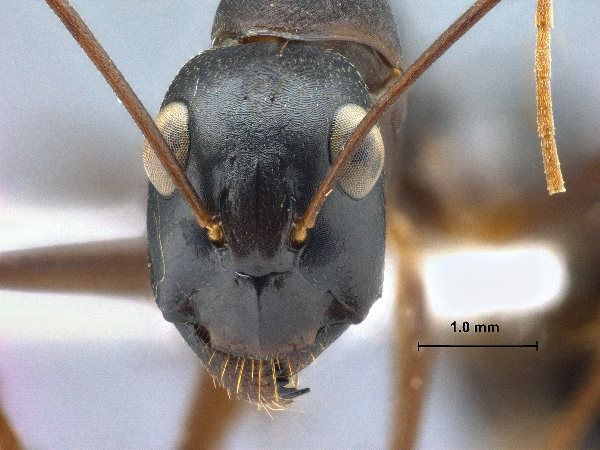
[418,341,538,351]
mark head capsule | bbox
[145,0,402,407]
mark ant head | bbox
[146,42,387,405]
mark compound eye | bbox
[329,104,385,200]
[142,101,190,196]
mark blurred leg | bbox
[178,369,242,450]
[0,238,151,297]
[542,352,600,449]
[387,213,432,450]
[0,403,21,450]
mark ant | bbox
[3,0,600,450]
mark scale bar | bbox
[418,341,538,351]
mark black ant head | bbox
[146,42,386,406]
